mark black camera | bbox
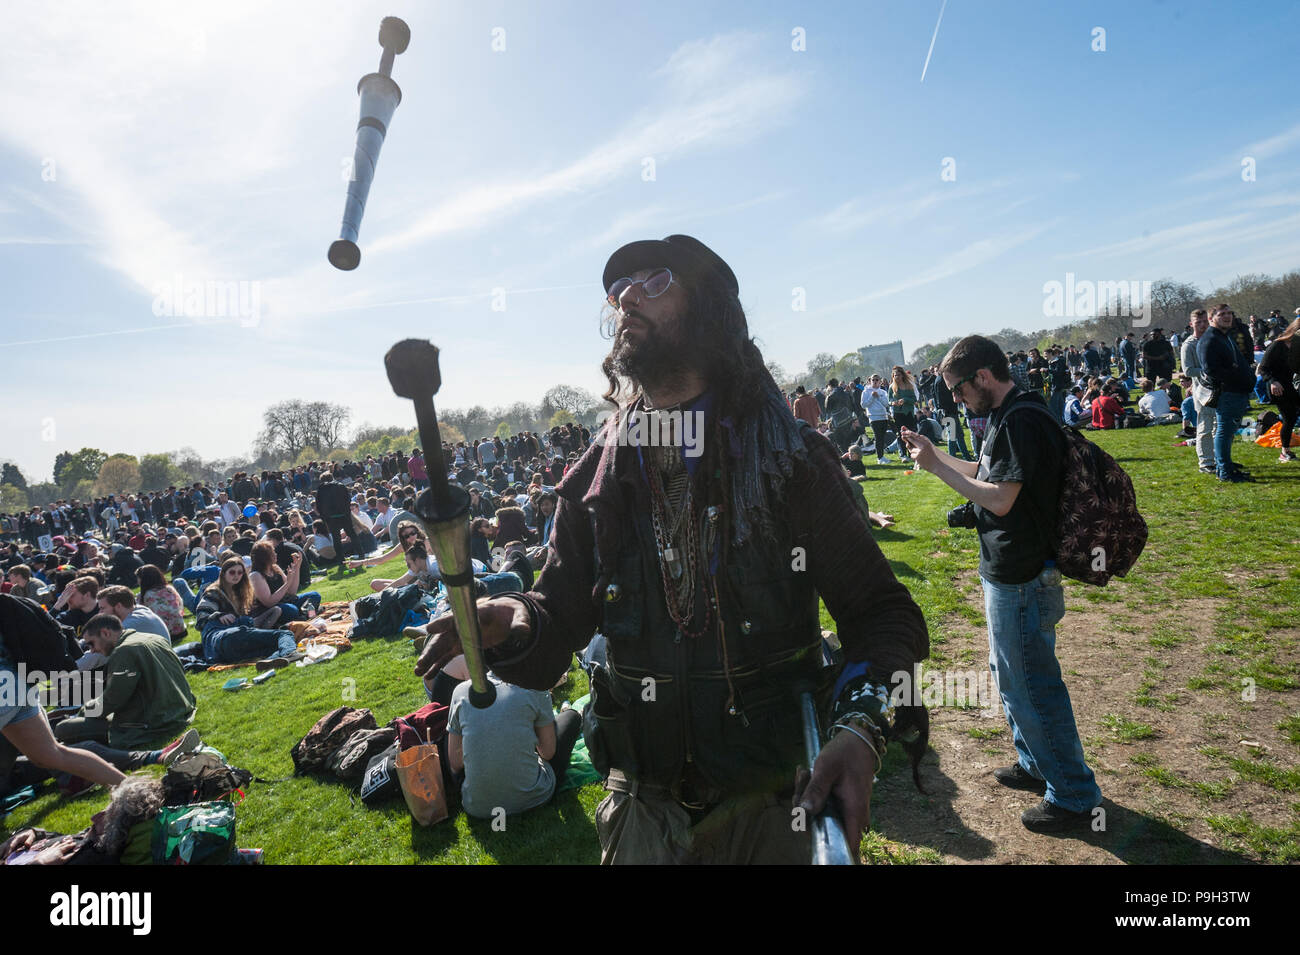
[946,501,977,529]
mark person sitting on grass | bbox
[346,505,425,569]
[1136,377,1176,422]
[308,519,338,566]
[97,585,172,643]
[446,669,581,821]
[1063,386,1088,428]
[367,530,488,594]
[136,564,187,641]
[52,613,196,757]
[194,557,300,668]
[248,541,317,625]
[5,564,34,599]
[1090,384,1123,430]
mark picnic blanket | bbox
[197,602,355,672]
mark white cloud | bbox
[0,2,371,300]
[1184,121,1300,183]
[369,33,806,254]
[805,180,1011,235]
[815,222,1053,313]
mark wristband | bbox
[832,712,883,764]
[832,676,896,734]
[828,720,883,769]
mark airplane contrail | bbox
[921,0,948,83]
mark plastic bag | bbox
[1254,421,1299,448]
[395,737,448,826]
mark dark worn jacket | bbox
[1198,327,1255,394]
[486,411,927,798]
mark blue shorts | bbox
[0,658,42,732]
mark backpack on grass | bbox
[291,706,377,775]
[151,801,236,865]
[1002,401,1148,586]
[162,751,253,806]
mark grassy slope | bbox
[5,414,1297,863]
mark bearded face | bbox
[605,288,699,401]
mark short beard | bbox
[967,382,997,416]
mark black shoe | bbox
[1021,798,1095,833]
[994,763,1047,794]
[256,656,290,671]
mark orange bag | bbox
[1254,422,1299,448]
[395,733,448,826]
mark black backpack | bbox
[162,751,254,805]
[0,593,78,672]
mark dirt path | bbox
[872,572,1298,864]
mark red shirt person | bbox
[1091,392,1123,430]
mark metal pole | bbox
[385,339,496,708]
[800,690,856,865]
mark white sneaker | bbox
[160,729,202,767]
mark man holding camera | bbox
[900,335,1101,834]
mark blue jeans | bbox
[172,577,199,612]
[276,591,323,623]
[180,565,220,590]
[982,566,1101,813]
[1211,391,1250,478]
[202,619,297,664]
[943,416,972,460]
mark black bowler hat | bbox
[602,235,739,298]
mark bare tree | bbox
[1148,278,1202,331]
[256,400,351,462]
[802,352,837,387]
[544,385,598,419]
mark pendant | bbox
[663,546,683,580]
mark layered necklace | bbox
[642,402,711,638]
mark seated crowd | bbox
[1,423,597,826]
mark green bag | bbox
[151,801,236,865]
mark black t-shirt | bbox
[275,541,305,573]
[975,388,1066,585]
[840,453,866,477]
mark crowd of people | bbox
[789,306,1300,485]
[1,424,599,818]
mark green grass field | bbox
[5,414,1297,863]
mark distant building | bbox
[857,340,905,373]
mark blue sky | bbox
[3,0,1299,481]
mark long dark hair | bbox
[136,563,166,595]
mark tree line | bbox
[4,384,607,508]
